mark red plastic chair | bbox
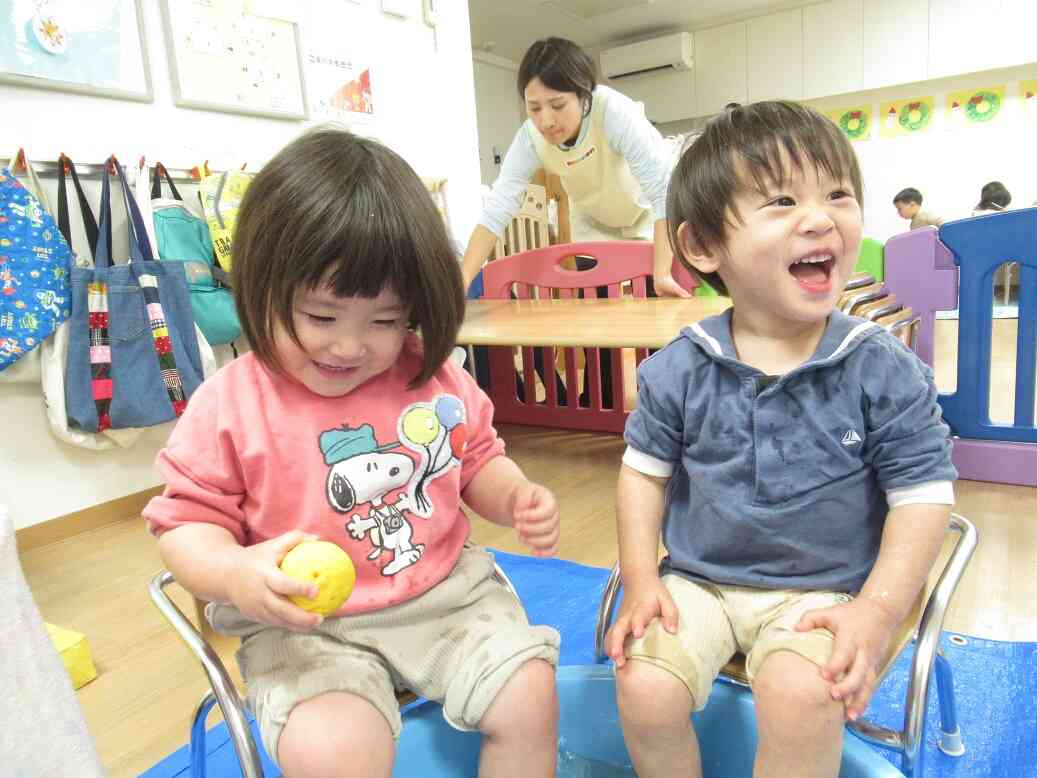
[479,241,697,434]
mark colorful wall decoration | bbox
[879,96,935,138]
[1021,80,1037,117]
[946,85,1005,128]
[826,105,872,142]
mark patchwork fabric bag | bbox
[0,153,73,374]
[64,157,204,433]
[149,163,240,345]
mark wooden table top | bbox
[458,296,731,349]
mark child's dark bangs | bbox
[738,118,856,198]
[298,178,420,308]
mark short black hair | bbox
[893,187,923,205]
[517,37,596,112]
[233,127,464,388]
[667,100,863,296]
[977,180,1011,210]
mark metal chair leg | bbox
[150,572,265,778]
[934,650,965,756]
[594,562,622,662]
[190,691,218,778]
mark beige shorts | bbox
[208,546,559,763]
[624,574,851,711]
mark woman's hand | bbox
[653,272,693,299]
[225,530,326,632]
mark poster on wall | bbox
[946,86,1005,128]
[160,0,308,120]
[879,97,935,139]
[307,52,376,123]
[825,105,872,142]
[0,0,152,101]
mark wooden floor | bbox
[16,316,1037,777]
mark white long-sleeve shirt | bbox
[478,85,671,236]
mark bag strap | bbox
[10,148,53,214]
[150,162,183,202]
[211,171,229,228]
[96,155,156,268]
[56,154,99,262]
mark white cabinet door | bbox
[803,0,862,99]
[619,68,696,124]
[747,9,803,103]
[694,21,747,117]
[862,0,928,90]
[1000,0,1037,68]
[928,0,1003,79]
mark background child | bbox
[144,129,561,778]
[973,180,1011,215]
[893,186,944,229]
[605,102,956,778]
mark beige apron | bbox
[530,89,651,238]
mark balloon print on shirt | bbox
[318,395,466,577]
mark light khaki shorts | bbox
[208,546,559,764]
[624,574,851,711]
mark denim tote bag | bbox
[64,157,204,432]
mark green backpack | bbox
[151,164,240,346]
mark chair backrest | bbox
[480,241,662,434]
[422,177,451,236]
[493,183,550,260]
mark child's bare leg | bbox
[616,659,702,778]
[478,659,558,778]
[752,650,844,778]
[277,691,394,778]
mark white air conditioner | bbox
[600,32,693,80]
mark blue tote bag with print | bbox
[0,166,73,372]
[64,157,204,433]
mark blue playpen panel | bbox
[937,208,1037,442]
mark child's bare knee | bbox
[617,660,695,728]
[753,651,839,720]
[481,659,558,740]
[278,693,394,778]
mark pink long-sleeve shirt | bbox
[144,339,505,615]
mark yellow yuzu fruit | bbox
[279,540,356,616]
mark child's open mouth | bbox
[789,254,835,292]
[314,361,357,377]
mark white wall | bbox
[807,64,1037,241]
[472,53,524,186]
[656,63,1037,243]
[0,0,482,530]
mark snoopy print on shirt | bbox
[319,395,467,577]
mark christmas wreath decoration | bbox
[898,101,930,132]
[838,110,868,140]
[965,91,1000,122]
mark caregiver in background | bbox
[461,37,688,298]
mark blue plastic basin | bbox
[391,665,904,776]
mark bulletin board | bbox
[159,0,308,120]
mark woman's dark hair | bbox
[233,127,464,388]
[976,180,1011,211]
[517,37,596,113]
[667,101,863,296]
